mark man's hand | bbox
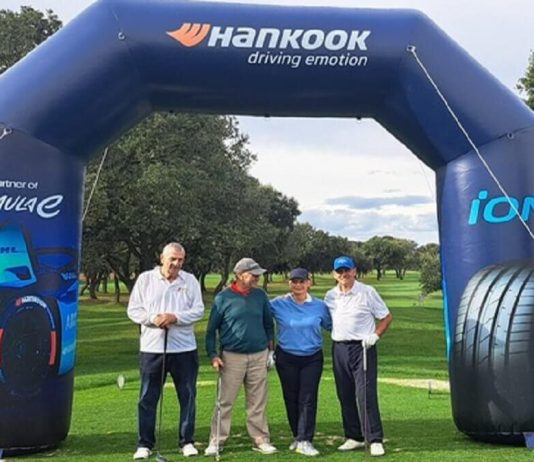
[362,333,380,349]
[266,350,275,369]
[212,356,224,371]
[153,313,178,328]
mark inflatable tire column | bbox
[451,262,534,443]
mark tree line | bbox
[79,108,442,298]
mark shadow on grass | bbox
[22,419,516,461]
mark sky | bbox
[4,0,533,244]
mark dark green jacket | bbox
[205,287,274,359]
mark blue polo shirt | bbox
[270,294,332,356]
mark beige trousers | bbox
[209,349,270,446]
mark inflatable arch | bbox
[0,0,533,453]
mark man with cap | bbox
[270,268,332,457]
[205,257,277,455]
[324,256,393,457]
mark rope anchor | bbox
[0,126,13,141]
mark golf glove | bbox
[266,350,276,369]
[363,333,380,349]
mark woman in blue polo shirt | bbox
[271,268,332,457]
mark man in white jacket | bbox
[128,242,205,459]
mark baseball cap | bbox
[333,256,356,271]
[289,268,309,280]
[233,257,266,275]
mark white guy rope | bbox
[407,45,534,241]
[82,147,109,222]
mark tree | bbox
[249,184,300,290]
[0,6,61,74]
[388,238,418,280]
[348,241,372,277]
[281,224,354,284]
[418,244,442,295]
[518,51,534,110]
[83,113,257,292]
[363,236,395,279]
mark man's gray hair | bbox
[161,242,185,256]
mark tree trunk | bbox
[80,279,89,296]
[107,254,136,293]
[214,272,229,294]
[200,272,207,293]
[214,254,232,294]
[102,273,108,293]
[262,271,269,291]
[89,276,98,300]
[114,272,121,303]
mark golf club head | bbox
[156,452,169,462]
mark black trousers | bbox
[138,350,199,449]
[332,341,383,443]
[275,346,323,442]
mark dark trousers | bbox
[138,350,199,449]
[332,341,383,443]
[275,346,323,442]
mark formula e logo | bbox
[468,190,534,225]
[167,23,371,51]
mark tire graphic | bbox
[0,295,59,398]
[451,261,534,443]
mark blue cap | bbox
[289,268,309,280]
[333,256,356,271]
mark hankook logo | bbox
[167,23,371,51]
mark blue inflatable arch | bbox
[1,0,534,452]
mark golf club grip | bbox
[163,327,168,354]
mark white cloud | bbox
[300,206,438,244]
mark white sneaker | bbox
[253,442,278,454]
[182,443,199,457]
[204,444,221,456]
[133,447,152,460]
[295,441,319,457]
[337,439,365,451]
[289,440,298,451]
[370,442,385,457]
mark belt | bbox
[334,340,362,345]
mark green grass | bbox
[15,272,534,461]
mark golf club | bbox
[362,343,368,455]
[156,328,169,462]
[215,371,222,462]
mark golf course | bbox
[12,272,532,461]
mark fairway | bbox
[15,273,532,461]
